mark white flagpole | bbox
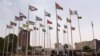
[66,20,69,56]
[6,28,11,56]
[25,5,30,56]
[44,10,46,56]
[11,26,15,56]
[91,21,97,56]
[55,3,59,55]
[76,14,83,56]
[69,8,74,56]
[2,27,7,56]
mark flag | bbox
[69,9,77,15]
[67,18,71,23]
[10,21,17,26]
[49,26,53,30]
[34,27,38,30]
[42,29,46,32]
[36,16,42,21]
[45,11,51,17]
[63,30,66,33]
[15,16,23,21]
[57,15,62,20]
[29,5,37,11]
[71,27,75,30]
[91,21,93,27]
[57,23,60,27]
[19,12,26,19]
[47,19,52,24]
[7,25,13,29]
[64,25,67,28]
[26,20,34,25]
[58,28,60,31]
[23,24,28,28]
[55,3,63,10]
[40,23,44,27]
[77,16,82,19]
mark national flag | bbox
[23,24,28,28]
[49,26,53,30]
[67,18,71,23]
[55,3,63,10]
[64,25,67,28]
[40,23,44,27]
[47,19,52,24]
[26,20,34,25]
[57,23,60,27]
[36,16,42,21]
[57,15,62,20]
[19,12,26,19]
[10,21,17,26]
[63,30,66,33]
[7,25,13,29]
[71,27,75,30]
[58,28,60,31]
[15,16,23,21]
[34,27,38,30]
[42,29,46,32]
[91,21,93,27]
[77,16,82,19]
[45,11,51,17]
[69,9,77,15]
[29,5,37,11]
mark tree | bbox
[4,33,17,52]
[0,37,4,52]
[83,45,91,52]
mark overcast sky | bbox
[0,0,100,48]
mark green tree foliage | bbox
[83,45,91,52]
[4,33,17,52]
[0,37,4,52]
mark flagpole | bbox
[11,27,15,56]
[66,20,69,56]
[55,3,59,55]
[91,21,97,56]
[6,28,10,56]
[69,8,74,56]
[44,10,46,56]
[2,27,7,56]
[76,14,83,56]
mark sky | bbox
[0,0,100,48]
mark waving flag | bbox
[10,21,17,26]
[40,23,44,27]
[77,16,82,19]
[49,26,53,30]
[69,9,77,15]
[15,16,23,21]
[47,19,52,24]
[67,18,71,23]
[7,25,13,29]
[19,12,26,19]
[42,28,46,32]
[57,23,60,27]
[55,2,63,10]
[64,25,67,28]
[26,20,34,25]
[57,15,62,20]
[63,30,66,33]
[23,24,28,28]
[29,5,37,11]
[71,27,75,30]
[34,27,38,30]
[45,11,51,17]
[36,16,42,21]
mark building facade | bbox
[75,39,100,50]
